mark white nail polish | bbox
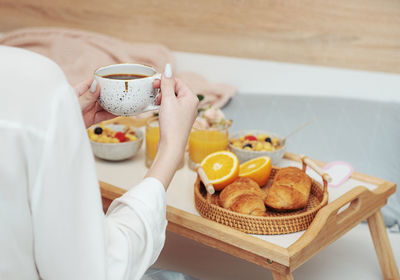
[164,63,172,78]
[90,80,97,93]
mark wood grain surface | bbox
[1,0,400,73]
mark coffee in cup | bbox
[94,63,161,116]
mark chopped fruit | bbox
[94,127,103,135]
[244,135,257,141]
[201,151,239,191]
[239,156,272,186]
[255,142,264,151]
[232,141,242,148]
[114,132,126,142]
[261,142,273,151]
[271,137,280,146]
[126,134,138,141]
[257,134,268,141]
[243,143,252,149]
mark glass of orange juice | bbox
[145,117,184,168]
[188,125,229,170]
[145,117,160,168]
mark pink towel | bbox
[0,27,236,109]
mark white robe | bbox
[0,46,167,280]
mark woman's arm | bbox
[145,64,199,188]
[104,65,198,279]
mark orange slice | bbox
[201,151,239,191]
[239,156,272,186]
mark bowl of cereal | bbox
[87,124,143,161]
[229,130,286,165]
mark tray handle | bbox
[288,183,395,269]
[196,164,216,198]
[301,155,332,193]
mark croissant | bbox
[219,177,266,216]
[265,167,312,210]
[229,194,267,216]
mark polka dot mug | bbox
[94,63,161,116]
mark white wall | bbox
[174,51,400,103]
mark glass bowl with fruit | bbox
[229,130,286,165]
[87,124,143,161]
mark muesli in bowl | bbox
[229,130,286,165]
[88,124,143,161]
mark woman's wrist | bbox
[157,143,184,170]
[158,137,186,157]
[144,144,184,189]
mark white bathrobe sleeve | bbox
[105,178,167,280]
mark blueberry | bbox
[94,127,103,135]
[243,143,252,149]
[265,137,271,143]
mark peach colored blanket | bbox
[0,27,236,108]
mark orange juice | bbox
[188,128,228,169]
[145,118,160,168]
[145,117,184,168]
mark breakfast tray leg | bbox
[272,270,294,280]
[367,210,400,280]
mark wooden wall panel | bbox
[0,0,400,73]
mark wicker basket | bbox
[194,160,329,235]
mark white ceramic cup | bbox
[94,63,161,116]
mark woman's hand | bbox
[74,78,116,128]
[155,67,199,155]
[145,64,199,188]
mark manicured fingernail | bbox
[164,63,172,78]
[90,80,97,93]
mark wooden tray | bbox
[194,156,329,235]
[98,152,399,279]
